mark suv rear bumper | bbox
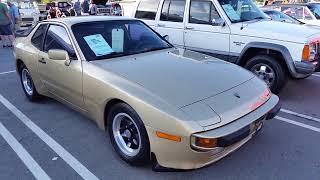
[293,60,318,78]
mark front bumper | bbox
[147,95,279,170]
[294,60,318,77]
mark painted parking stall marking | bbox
[0,123,51,180]
[0,70,16,76]
[312,74,320,78]
[0,94,100,180]
[280,108,320,123]
[275,116,320,133]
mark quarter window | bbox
[135,0,160,20]
[31,24,48,50]
[160,0,186,22]
[44,25,76,59]
[189,0,220,24]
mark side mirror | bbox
[48,49,69,60]
[163,35,169,41]
[212,18,225,26]
[48,49,71,66]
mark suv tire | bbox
[244,55,287,94]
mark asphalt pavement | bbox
[0,46,320,180]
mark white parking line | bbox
[276,116,320,133]
[0,123,51,180]
[0,94,100,180]
[0,70,15,76]
[312,74,320,78]
[280,109,320,123]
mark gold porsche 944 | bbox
[14,16,281,170]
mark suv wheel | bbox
[19,64,43,101]
[244,55,287,94]
[107,103,150,165]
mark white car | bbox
[132,0,320,93]
[16,1,40,28]
[264,4,320,26]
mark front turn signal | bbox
[302,45,310,61]
[194,137,218,149]
[156,131,181,142]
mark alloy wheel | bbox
[112,113,141,157]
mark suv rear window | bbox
[135,0,160,20]
[160,0,186,22]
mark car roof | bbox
[43,16,136,26]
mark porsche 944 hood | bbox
[181,77,270,128]
[92,49,255,109]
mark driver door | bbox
[184,0,231,61]
[38,24,84,109]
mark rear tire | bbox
[19,64,43,101]
[244,55,287,94]
[107,103,150,165]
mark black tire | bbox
[19,64,43,101]
[107,103,150,165]
[244,55,288,94]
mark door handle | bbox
[38,58,46,64]
[185,26,194,30]
[157,23,165,27]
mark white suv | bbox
[132,0,320,93]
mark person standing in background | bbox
[7,0,20,34]
[0,0,13,48]
[73,0,81,16]
[81,0,89,15]
[89,0,97,15]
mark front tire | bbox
[244,55,288,94]
[19,64,43,101]
[107,103,150,165]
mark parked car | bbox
[16,0,40,28]
[14,16,280,170]
[133,0,320,93]
[262,9,303,24]
[37,3,48,20]
[305,2,320,19]
[265,4,320,25]
[96,2,122,16]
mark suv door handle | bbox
[185,26,194,30]
[157,23,165,27]
[38,58,46,64]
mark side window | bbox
[189,0,220,24]
[160,0,186,22]
[31,24,47,50]
[44,25,77,59]
[135,0,160,20]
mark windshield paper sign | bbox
[84,34,114,56]
[222,4,240,21]
[112,28,124,53]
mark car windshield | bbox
[72,20,172,61]
[217,0,268,23]
[264,10,302,24]
[282,6,315,20]
[308,4,320,19]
